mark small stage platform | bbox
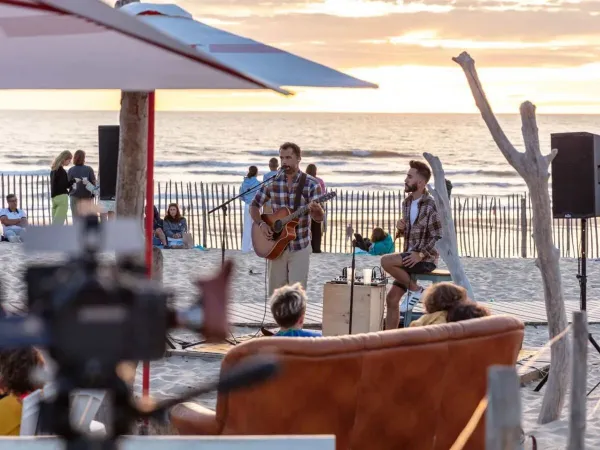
[228,300,600,328]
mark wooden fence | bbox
[1,174,596,258]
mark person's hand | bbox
[396,218,406,233]
[173,233,181,239]
[402,251,423,268]
[308,201,322,214]
[259,221,273,238]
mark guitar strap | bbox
[293,173,307,212]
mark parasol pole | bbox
[142,90,155,402]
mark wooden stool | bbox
[401,269,453,327]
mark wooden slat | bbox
[229,300,600,327]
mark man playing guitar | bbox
[250,142,324,294]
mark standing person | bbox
[240,165,260,253]
[305,164,325,253]
[250,142,324,294]
[0,194,27,243]
[50,150,73,225]
[67,150,96,221]
[380,160,442,330]
[262,157,279,214]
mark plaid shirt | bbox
[402,192,442,264]
[251,170,322,251]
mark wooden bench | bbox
[410,269,452,284]
[401,269,453,327]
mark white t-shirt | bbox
[409,197,421,226]
[0,208,27,234]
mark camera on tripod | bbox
[0,214,279,450]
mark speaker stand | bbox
[535,218,600,396]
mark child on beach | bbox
[354,227,395,255]
[269,283,322,337]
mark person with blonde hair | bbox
[269,283,321,337]
[50,150,73,225]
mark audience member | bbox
[163,203,194,249]
[269,283,322,337]
[152,205,168,247]
[447,301,490,322]
[354,227,395,255]
[409,282,466,328]
[240,165,260,253]
[0,194,28,243]
[0,347,44,436]
[50,150,73,225]
[305,163,325,253]
[67,150,96,221]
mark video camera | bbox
[0,215,279,450]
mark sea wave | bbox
[154,160,249,168]
[247,149,406,158]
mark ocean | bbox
[1,110,599,197]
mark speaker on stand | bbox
[535,132,600,393]
[98,125,120,201]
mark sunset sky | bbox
[3,0,600,113]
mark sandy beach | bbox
[3,243,600,446]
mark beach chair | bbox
[19,389,43,436]
[20,388,106,436]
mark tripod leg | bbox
[534,372,549,392]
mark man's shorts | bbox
[392,252,436,289]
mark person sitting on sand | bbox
[354,227,395,255]
[268,283,322,337]
[0,194,28,243]
[0,347,45,436]
[163,203,194,249]
[408,282,490,328]
[152,205,168,248]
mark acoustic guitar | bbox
[252,191,337,260]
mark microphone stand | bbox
[348,239,356,334]
[180,172,280,350]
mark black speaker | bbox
[98,125,120,201]
[551,132,600,218]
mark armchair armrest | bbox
[169,402,221,435]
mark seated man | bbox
[269,283,321,337]
[381,161,442,330]
[0,194,28,243]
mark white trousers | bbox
[242,203,254,253]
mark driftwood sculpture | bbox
[453,51,569,423]
[423,152,474,299]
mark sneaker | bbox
[400,287,424,313]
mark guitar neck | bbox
[281,204,310,226]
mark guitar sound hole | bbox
[272,220,283,233]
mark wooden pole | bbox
[485,365,522,450]
[520,196,527,258]
[568,311,587,450]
